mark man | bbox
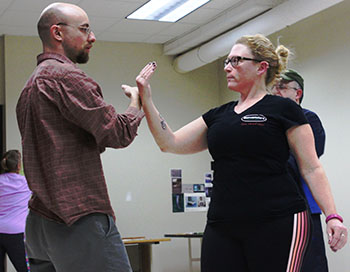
[16,3,143,271]
[272,69,328,272]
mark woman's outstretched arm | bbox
[122,62,208,154]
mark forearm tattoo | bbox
[159,113,167,130]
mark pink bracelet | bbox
[325,214,343,224]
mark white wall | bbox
[4,36,220,272]
[0,36,4,105]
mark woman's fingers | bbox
[138,62,157,81]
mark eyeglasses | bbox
[56,22,92,35]
[224,56,261,68]
[275,83,299,91]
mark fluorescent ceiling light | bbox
[127,0,211,22]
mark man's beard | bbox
[76,50,89,64]
[63,43,89,64]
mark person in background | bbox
[127,34,348,271]
[0,150,31,272]
[272,69,328,271]
[16,2,143,272]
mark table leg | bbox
[188,238,193,272]
[139,244,152,272]
[188,238,202,272]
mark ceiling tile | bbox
[96,31,149,43]
[144,34,175,44]
[0,0,12,13]
[101,0,146,2]
[204,0,244,10]
[158,22,198,38]
[8,0,80,12]
[79,0,141,19]
[179,7,223,24]
[88,16,120,32]
[107,19,171,35]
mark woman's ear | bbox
[257,61,269,75]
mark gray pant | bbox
[25,211,132,272]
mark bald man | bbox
[16,3,143,271]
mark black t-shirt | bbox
[203,95,308,222]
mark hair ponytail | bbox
[274,45,290,85]
[0,150,21,174]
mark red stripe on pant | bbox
[286,211,310,272]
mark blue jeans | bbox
[25,211,131,272]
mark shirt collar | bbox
[37,53,75,66]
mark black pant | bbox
[201,211,311,272]
[302,214,328,271]
[0,233,28,272]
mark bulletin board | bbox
[171,168,213,213]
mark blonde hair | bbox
[235,34,289,87]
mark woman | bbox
[126,34,348,271]
[0,150,31,272]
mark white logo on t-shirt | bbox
[241,114,267,123]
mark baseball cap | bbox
[281,69,304,90]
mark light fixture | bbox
[127,0,211,23]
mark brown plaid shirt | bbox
[16,53,144,225]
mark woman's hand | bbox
[327,219,348,252]
[120,62,156,110]
[136,62,157,100]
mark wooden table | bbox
[123,237,171,272]
[164,233,203,272]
